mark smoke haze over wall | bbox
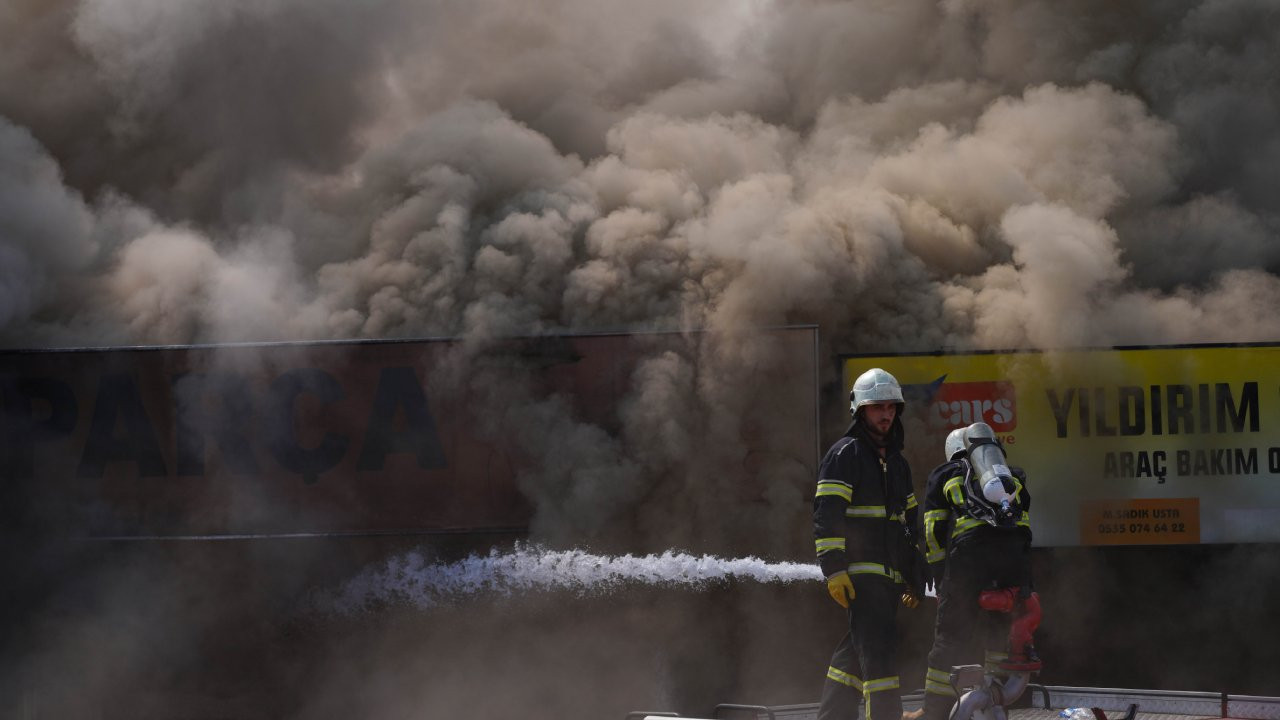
[3,0,1280,716]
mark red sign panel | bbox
[925,380,1018,432]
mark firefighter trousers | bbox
[921,533,1031,720]
[818,574,902,720]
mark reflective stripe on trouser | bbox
[921,534,1031,720]
[922,650,1014,698]
[818,575,902,720]
[826,666,863,691]
[924,666,954,698]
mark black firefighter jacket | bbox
[922,458,1032,574]
[813,416,918,585]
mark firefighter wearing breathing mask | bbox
[813,368,930,720]
[917,422,1040,720]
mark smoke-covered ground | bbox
[3,0,1280,718]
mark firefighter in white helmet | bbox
[814,368,930,720]
[918,422,1040,720]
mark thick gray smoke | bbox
[3,0,1279,716]
[4,0,1278,356]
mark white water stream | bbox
[313,544,823,614]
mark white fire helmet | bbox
[944,427,967,461]
[849,367,904,415]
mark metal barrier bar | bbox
[1028,683,1052,710]
[714,704,778,720]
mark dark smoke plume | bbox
[4,0,1277,357]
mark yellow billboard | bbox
[844,345,1280,546]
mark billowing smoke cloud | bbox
[5,0,1278,355]
[0,118,95,331]
[4,0,1280,716]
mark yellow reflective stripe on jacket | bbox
[815,537,846,554]
[846,505,887,518]
[925,667,955,697]
[826,666,863,689]
[943,476,964,506]
[862,676,900,693]
[951,515,985,539]
[904,493,918,510]
[848,562,905,583]
[924,508,950,563]
[816,480,853,502]
[951,513,1031,540]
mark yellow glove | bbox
[901,592,920,609]
[827,572,855,608]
